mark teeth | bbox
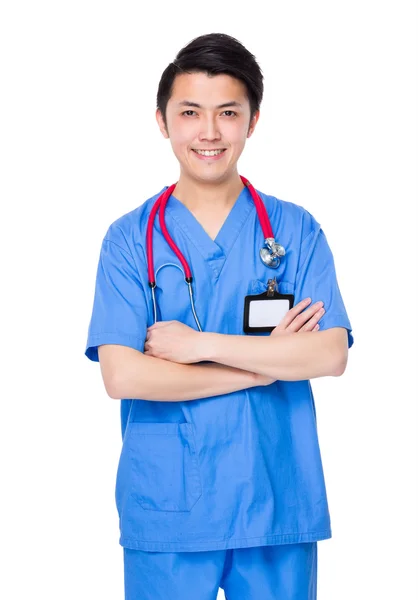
[194,149,225,156]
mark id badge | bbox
[243,277,294,333]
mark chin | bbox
[195,170,231,183]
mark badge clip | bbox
[266,277,278,297]
[243,277,295,334]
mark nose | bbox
[198,115,221,142]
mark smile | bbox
[192,149,226,157]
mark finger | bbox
[278,298,312,329]
[287,303,324,332]
[298,307,325,332]
[290,307,324,332]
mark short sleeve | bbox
[295,221,354,349]
[85,237,149,362]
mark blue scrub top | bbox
[85,184,354,552]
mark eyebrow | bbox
[177,101,243,109]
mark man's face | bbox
[156,72,259,184]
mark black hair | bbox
[156,33,264,128]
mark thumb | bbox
[148,320,173,330]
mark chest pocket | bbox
[248,279,295,295]
[116,422,202,513]
[245,279,295,334]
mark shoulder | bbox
[256,188,321,241]
[102,187,167,254]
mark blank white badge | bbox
[248,298,291,328]
[243,292,295,333]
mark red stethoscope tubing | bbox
[146,175,273,286]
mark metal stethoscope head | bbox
[260,237,286,268]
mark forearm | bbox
[113,353,261,401]
[201,330,344,381]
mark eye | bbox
[182,110,197,117]
[222,110,237,117]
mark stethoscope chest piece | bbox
[260,237,286,268]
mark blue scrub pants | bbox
[123,542,317,599]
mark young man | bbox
[85,33,353,600]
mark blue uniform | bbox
[85,184,354,555]
[123,543,318,599]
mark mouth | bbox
[191,148,227,159]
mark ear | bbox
[247,110,260,138]
[156,109,169,139]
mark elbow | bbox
[108,371,148,400]
[99,361,129,398]
[98,345,146,400]
[102,375,121,399]
[332,352,348,377]
[99,362,122,399]
[107,379,121,399]
[303,329,349,378]
[328,329,349,377]
[107,373,136,400]
[332,362,346,377]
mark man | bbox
[85,32,353,600]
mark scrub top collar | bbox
[164,184,255,264]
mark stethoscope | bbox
[145,174,286,332]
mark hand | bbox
[270,297,325,335]
[256,298,325,386]
[144,320,204,364]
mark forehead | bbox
[169,72,249,107]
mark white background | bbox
[1,1,417,598]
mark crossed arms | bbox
[98,299,349,402]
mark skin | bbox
[145,299,329,384]
[155,71,260,212]
[147,71,347,381]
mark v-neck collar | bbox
[164,184,254,271]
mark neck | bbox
[173,172,245,213]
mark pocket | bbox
[278,281,295,295]
[249,279,267,294]
[245,279,296,335]
[249,279,295,295]
[119,422,202,513]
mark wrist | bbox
[198,332,221,362]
